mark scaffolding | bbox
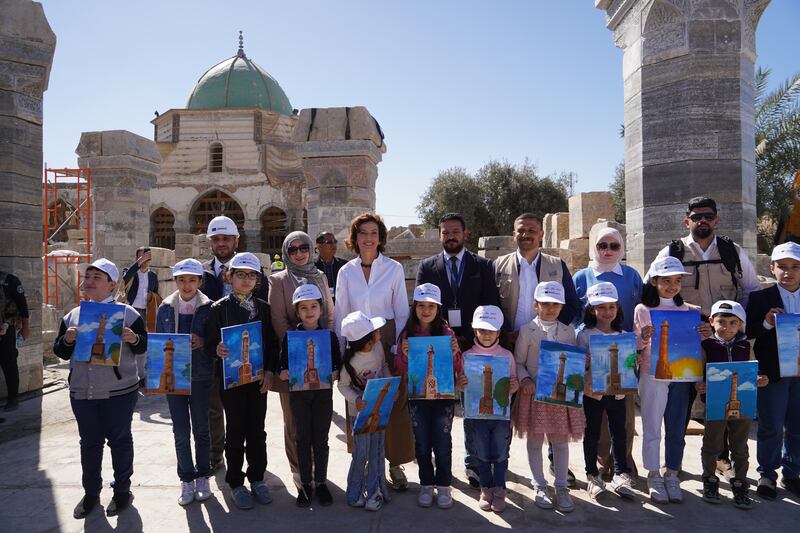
[43,167,92,307]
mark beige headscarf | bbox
[589,227,625,273]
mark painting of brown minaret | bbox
[422,344,439,399]
[158,339,176,393]
[552,352,568,401]
[364,381,392,433]
[725,371,741,420]
[304,338,320,389]
[479,364,494,415]
[90,313,107,364]
[655,320,673,379]
[606,341,621,394]
[239,330,252,385]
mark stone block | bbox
[478,236,515,250]
[478,249,507,260]
[174,243,195,259]
[553,213,570,245]
[252,253,272,269]
[148,247,175,267]
[309,108,348,142]
[398,259,420,281]
[559,238,590,271]
[568,192,615,239]
[347,106,383,148]
[755,253,772,279]
[98,130,161,162]
[291,108,313,142]
[173,233,195,245]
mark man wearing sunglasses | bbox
[314,231,347,303]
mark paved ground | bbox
[1,363,798,532]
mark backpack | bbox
[668,235,743,291]
[0,272,23,330]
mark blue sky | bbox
[73,301,124,362]
[146,333,192,392]
[706,361,757,421]
[221,321,263,387]
[37,1,799,229]
[589,332,637,392]
[408,336,455,398]
[649,309,702,366]
[354,376,401,434]
[775,313,800,377]
[536,340,585,407]
[287,329,332,390]
[463,353,511,419]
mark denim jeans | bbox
[166,379,212,482]
[664,382,692,471]
[583,394,629,476]
[461,391,478,471]
[346,417,389,504]
[757,377,800,481]
[409,400,454,486]
[464,418,511,488]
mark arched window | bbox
[46,199,77,242]
[150,208,176,249]
[209,142,223,173]
[192,190,246,250]
[260,207,288,257]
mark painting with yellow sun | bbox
[649,309,703,382]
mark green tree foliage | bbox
[565,373,584,403]
[624,351,637,371]
[493,376,511,416]
[111,323,124,336]
[610,160,626,223]
[417,160,570,249]
[108,342,121,364]
[182,363,190,379]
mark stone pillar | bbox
[76,130,160,270]
[596,0,769,273]
[0,0,55,397]
[293,107,386,240]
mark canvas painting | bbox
[353,376,401,434]
[72,300,126,366]
[775,313,800,377]
[146,333,191,395]
[649,309,703,382]
[221,321,264,389]
[535,340,587,409]
[463,354,512,420]
[705,361,758,421]
[287,329,333,391]
[407,336,455,400]
[590,333,638,395]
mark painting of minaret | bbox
[353,377,402,434]
[220,321,265,390]
[422,344,439,399]
[159,339,176,393]
[655,320,673,380]
[552,352,568,401]
[590,333,638,395]
[304,338,320,389]
[706,361,757,421]
[365,381,391,432]
[724,371,741,420]
[90,313,107,364]
[463,354,511,419]
[605,341,622,394]
[479,365,494,415]
[286,330,333,391]
[535,340,587,409]
[73,301,126,365]
[239,330,253,385]
[145,333,191,395]
[407,336,455,400]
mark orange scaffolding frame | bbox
[43,167,92,307]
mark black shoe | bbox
[210,456,224,473]
[106,491,133,516]
[731,478,752,510]
[316,482,333,506]
[756,477,777,500]
[296,484,313,507]
[73,494,99,519]
[781,477,800,497]
[702,476,721,504]
[466,467,480,488]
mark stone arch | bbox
[150,206,176,250]
[209,141,224,173]
[190,188,247,250]
[260,206,288,257]
[643,0,684,33]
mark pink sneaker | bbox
[491,487,507,513]
[478,487,493,511]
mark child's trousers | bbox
[702,419,750,479]
[409,400,454,486]
[221,382,268,488]
[757,377,800,482]
[290,388,333,484]
[347,419,390,504]
[464,418,511,488]
[639,372,691,472]
[583,394,629,476]
[527,436,569,488]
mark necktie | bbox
[449,256,459,305]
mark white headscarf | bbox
[589,227,625,273]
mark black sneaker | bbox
[296,484,313,507]
[716,458,733,479]
[702,476,721,504]
[106,491,133,516]
[465,467,480,488]
[756,477,777,500]
[781,477,800,497]
[316,482,333,506]
[731,479,752,510]
[73,494,99,519]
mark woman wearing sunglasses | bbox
[268,231,335,489]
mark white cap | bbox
[587,282,619,305]
[472,305,503,332]
[646,256,691,280]
[341,311,386,342]
[292,284,323,305]
[413,283,442,305]
[78,258,119,283]
[229,252,261,272]
[206,215,240,238]
[172,258,204,277]
[771,242,800,262]
[534,281,565,304]
[710,300,746,323]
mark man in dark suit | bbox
[314,231,347,303]
[416,212,500,488]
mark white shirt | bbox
[514,251,540,331]
[334,253,410,343]
[131,271,149,308]
[213,258,232,278]
[590,264,623,277]
[763,285,800,330]
[442,249,466,288]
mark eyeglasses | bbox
[287,244,311,255]
[596,242,621,251]
[689,213,716,222]
[233,272,259,280]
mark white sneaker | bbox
[648,473,668,504]
[195,477,212,502]
[586,475,607,499]
[436,486,453,509]
[555,487,574,513]
[611,473,635,499]
[663,470,683,503]
[178,481,195,506]
[349,493,367,508]
[417,485,434,507]
[365,491,383,512]
[533,486,553,509]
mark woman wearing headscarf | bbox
[573,226,642,480]
[269,231,335,488]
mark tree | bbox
[565,373,584,403]
[417,160,570,248]
[493,376,510,417]
[609,160,626,223]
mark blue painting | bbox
[353,377,401,434]
[463,354,511,420]
[590,333,638,395]
[407,336,455,400]
[775,313,800,377]
[221,321,264,389]
[146,333,191,395]
[535,340,586,409]
[649,309,703,382]
[705,361,758,421]
[73,301,126,366]
[287,329,333,391]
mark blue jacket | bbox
[155,290,214,381]
[573,265,643,332]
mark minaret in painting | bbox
[725,371,741,420]
[655,320,673,379]
[365,381,391,433]
[479,364,494,415]
[606,341,621,394]
[304,338,320,389]
[159,339,176,392]
[422,344,439,399]
[553,352,568,401]
[90,313,107,364]
[239,330,252,384]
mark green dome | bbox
[187,40,292,115]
